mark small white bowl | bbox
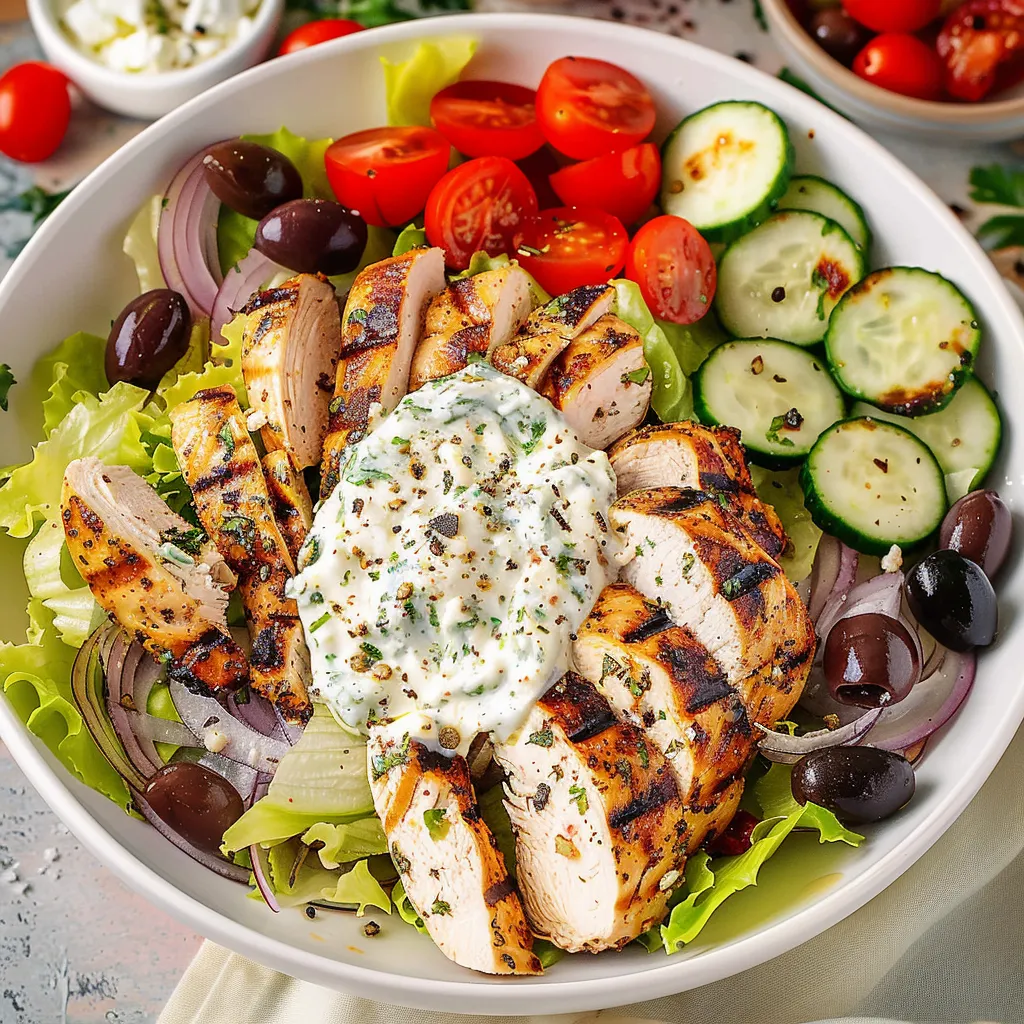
[762,0,1024,143]
[27,0,284,121]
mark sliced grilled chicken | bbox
[494,672,685,952]
[491,284,615,388]
[574,582,752,852]
[368,723,541,975]
[320,248,446,496]
[408,266,533,391]
[61,458,247,692]
[240,273,341,470]
[261,450,313,565]
[540,314,651,449]
[171,386,312,722]
[610,488,814,729]
[608,422,787,557]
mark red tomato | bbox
[325,126,450,228]
[424,156,538,270]
[937,0,1024,101]
[515,207,628,294]
[0,63,70,164]
[277,19,364,56]
[549,143,661,226]
[842,0,941,32]
[535,56,656,160]
[852,33,944,100]
[430,80,544,161]
[516,145,567,208]
[625,215,717,325]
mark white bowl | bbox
[1,13,1022,1014]
[27,0,284,120]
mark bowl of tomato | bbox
[762,0,1024,141]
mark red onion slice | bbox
[211,248,287,341]
[132,715,199,747]
[274,706,305,746]
[195,750,260,802]
[816,569,904,646]
[755,709,884,764]
[808,536,859,623]
[250,842,281,912]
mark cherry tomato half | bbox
[517,145,567,208]
[277,19,364,56]
[853,33,944,100]
[549,143,661,226]
[325,126,450,228]
[937,0,1024,101]
[515,206,628,295]
[0,62,70,164]
[625,215,717,325]
[424,156,538,270]
[842,0,941,33]
[535,56,656,160]
[430,80,544,161]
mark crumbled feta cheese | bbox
[246,409,268,432]
[881,544,903,573]
[64,0,119,46]
[203,727,228,753]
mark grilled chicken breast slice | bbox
[261,450,313,565]
[608,422,787,557]
[491,284,615,388]
[494,672,685,952]
[368,723,541,975]
[541,314,651,450]
[320,248,446,496]
[171,386,312,721]
[409,267,533,391]
[61,458,248,692]
[610,488,814,729]
[240,273,341,470]
[574,582,752,851]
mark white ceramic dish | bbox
[0,14,1021,1014]
[27,0,284,120]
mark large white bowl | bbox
[0,14,1021,1015]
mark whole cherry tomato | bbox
[277,19,364,56]
[0,62,70,163]
[937,0,1024,101]
[853,33,945,100]
[842,0,942,33]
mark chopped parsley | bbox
[370,733,411,780]
[527,729,554,748]
[347,307,368,325]
[218,423,235,460]
[221,514,256,552]
[159,526,205,556]
[359,642,383,665]
[430,898,452,916]
[423,808,450,841]
[568,784,588,814]
[766,409,803,447]
[520,418,547,455]
[309,611,331,632]
[621,367,651,386]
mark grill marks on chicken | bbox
[261,450,313,565]
[171,386,311,721]
[368,725,541,976]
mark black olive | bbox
[105,289,191,388]
[792,746,915,824]
[202,140,303,220]
[807,7,870,65]
[939,489,1012,578]
[905,549,998,652]
[823,612,921,708]
[144,761,244,855]
[254,199,368,276]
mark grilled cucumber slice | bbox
[694,338,846,468]
[660,101,794,243]
[715,211,864,346]
[800,417,947,555]
[776,174,871,251]
[825,266,981,416]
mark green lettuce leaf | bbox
[452,251,550,306]
[750,466,822,583]
[157,314,246,412]
[33,332,108,437]
[381,39,477,127]
[301,818,389,868]
[319,858,392,916]
[123,194,165,293]
[660,313,726,377]
[393,222,427,256]
[393,877,428,933]
[23,519,97,648]
[479,782,517,879]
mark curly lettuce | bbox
[382,38,477,127]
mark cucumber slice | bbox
[800,417,947,555]
[715,211,864,346]
[851,375,1002,501]
[776,174,872,251]
[661,101,794,243]
[694,338,846,468]
[825,266,981,416]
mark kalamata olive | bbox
[808,7,870,64]
[144,761,244,855]
[792,746,915,824]
[202,140,303,220]
[905,550,998,652]
[939,489,1012,578]
[823,612,921,708]
[105,288,191,388]
[254,198,368,276]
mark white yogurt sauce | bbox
[289,364,621,754]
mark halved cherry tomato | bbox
[549,143,661,227]
[430,80,544,161]
[937,0,1024,101]
[0,62,70,164]
[277,19,364,56]
[325,126,450,228]
[625,215,716,325]
[853,33,944,100]
[517,145,566,208]
[535,56,656,160]
[515,207,628,295]
[842,0,941,33]
[424,156,538,270]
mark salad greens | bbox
[382,38,477,127]
[969,162,1024,250]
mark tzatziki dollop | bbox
[289,364,621,754]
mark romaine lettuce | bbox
[302,818,389,868]
[393,223,427,256]
[123,194,164,293]
[750,466,822,583]
[381,39,477,127]
[33,331,108,437]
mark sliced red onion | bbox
[816,570,904,646]
[103,634,165,779]
[227,691,282,736]
[808,537,859,623]
[250,842,281,912]
[274,705,305,746]
[211,247,287,341]
[133,715,199,747]
[755,709,884,764]
[195,750,260,802]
